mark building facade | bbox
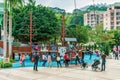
[103,6,120,30]
[0,3,3,26]
[84,11,104,27]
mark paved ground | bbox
[0,59,120,80]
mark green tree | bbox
[12,3,60,42]
[66,25,89,43]
[8,0,25,58]
[88,24,114,54]
[114,28,120,45]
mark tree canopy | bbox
[12,3,60,42]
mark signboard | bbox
[58,47,67,57]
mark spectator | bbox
[42,54,47,67]
[64,52,70,67]
[33,52,39,71]
[101,52,106,71]
[47,52,52,67]
[75,51,80,65]
[20,53,25,67]
[56,53,62,68]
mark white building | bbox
[84,11,104,27]
[103,6,120,30]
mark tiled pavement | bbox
[0,59,120,80]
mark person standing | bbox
[47,52,52,67]
[56,53,62,67]
[33,52,39,71]
[64,52,70,67]
[81,50,85,61]
[75,51,80,65]
[114,50,119,60]
[20,53,25,67]
[101,52,106,71]
[42,54,47,67]
[89,50,93,59]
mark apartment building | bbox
[0,3,3,26]
[103,6,120,30]
[84,11,104,27]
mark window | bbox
[111,17,114,20]
[111,22,114,25]
[111,26,114,29]
[116,17,120,20]
[116,22,120,25]
[116,12,120,15]
[111,13,114,16]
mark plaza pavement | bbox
[0,59,120,80]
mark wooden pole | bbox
[62,13,65,46]
[30,12,32,55]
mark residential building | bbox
[84,11,104,27]
[103,6,120,30]
[0,3,3,26]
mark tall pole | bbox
[62,13,65,46]
[30,12,32,53]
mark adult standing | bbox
[33,52,39,71]
[47,52,52,67]
[64,52,70,67]
[56,53,62,67]
[81,50,85,61]
[114,50,119,60]
[101,52,106,71]
[89,50,93,59]
[42,54,47,67]
[75,51,80,65]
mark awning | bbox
[65,38,77,42]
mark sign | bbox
[58,47,67,57]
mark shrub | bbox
[3,62,12,68]
[10,58,16,63]
[0,60,3,68]
[0,60,12,68]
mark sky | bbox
[0,0,119,12]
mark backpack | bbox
[35,45,39,50]
[64,54,70,60]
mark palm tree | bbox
[3,0,8,60]
[3,0,24,60]
[8,0,25,58]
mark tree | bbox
[88,24,114,54]
[114,28,120,45]
[12,3,60,42]
[8,0,24,57]
[3,0,8,59]
[66,25,89,43]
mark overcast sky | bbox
[0,0,119,12]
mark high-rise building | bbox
[84,11,104,27]
[103,6,120,30]
[0,3,4,40]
